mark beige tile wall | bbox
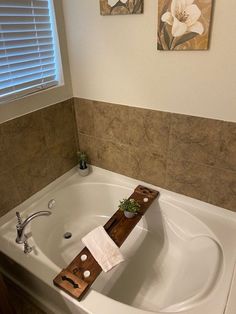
[0,97,235,217]
[0,99,78,217]
[75,98,236,212]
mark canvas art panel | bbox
[157,0,213,50]
[100,0,143,15]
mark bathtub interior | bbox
[28,182,223,313]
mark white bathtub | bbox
[1,166,236,314]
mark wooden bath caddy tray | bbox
[53,185,159,300]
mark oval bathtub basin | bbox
[0,166,236,314]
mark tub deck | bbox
[1,166,236,314]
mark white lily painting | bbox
[100,0,143,15]
[158,0,213,50]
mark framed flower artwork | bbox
[100,0,143,15]
[157,0,213,50]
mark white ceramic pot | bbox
[78,167,89,177]
[124,211,136,218]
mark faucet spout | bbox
[16,210,51,244]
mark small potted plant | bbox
[77,151,89,176]
[119,198,141,218]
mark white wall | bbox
[63,0,236,122]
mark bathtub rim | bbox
[0,165,236,314]
[1,165,236,225]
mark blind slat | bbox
[0,44,53,55]
[0,0,58,101]
[0,56,54,74]
[0,15,50,20]
[0,50,54,64]
[0,69,56,86]
[1,23,51,31]
[0,22,50,26]
[0,36,53,43]
[0,77,57,97]
[0,29,51,34]
[0,63,55,79]
[0,8,49,14]
[0,1,49,7]
[0,6,49,10]
[0,43,53,52]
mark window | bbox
[0,0,59,102]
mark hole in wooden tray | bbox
[62,276,80,289]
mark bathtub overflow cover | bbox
[48,199,56,209]
[64,232,72,239]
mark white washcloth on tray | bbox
[82,226,124,272]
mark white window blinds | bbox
[0,0,58,101]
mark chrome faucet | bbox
[16,211,51,252]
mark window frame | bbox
[0,0,63,104]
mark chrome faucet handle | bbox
[16,211,22,226]
[16,211,26,244]
[24,239,32,254]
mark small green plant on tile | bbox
[119,198,140,218]
[77,151,89,176]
